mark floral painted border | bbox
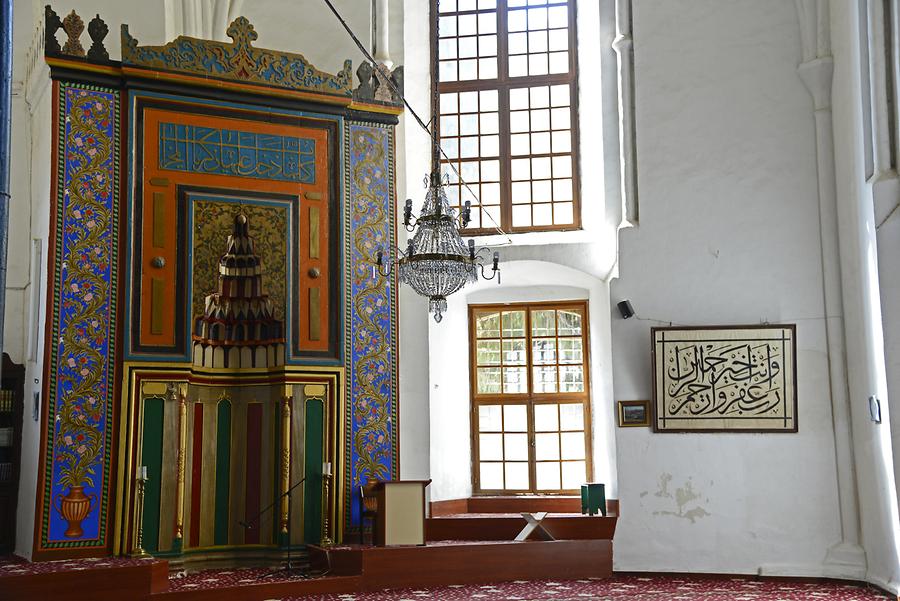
[39,83,120,550]
[344,122,399,532]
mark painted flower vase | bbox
[55,485,96,538]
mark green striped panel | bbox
[214,399,232,546]
[303,399,324,545]
[141,397,165,554]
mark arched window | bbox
[469,300,591,493]
[434,0,580,233]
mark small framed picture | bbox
[617,400,650,427]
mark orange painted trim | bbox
[45,56,123,77]
[139,106,332,353]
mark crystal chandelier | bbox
[370,0,500,322]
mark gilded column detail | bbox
[280,391,292,535]
[174,383,187,547]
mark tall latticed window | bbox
[469,302,591,493]
[435,0,580,234]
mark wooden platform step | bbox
[426,513,618,541]
[310,539,613,590]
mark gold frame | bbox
[617,400,650,428]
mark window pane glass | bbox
[504,433,529,460]
[479,405,503,431]
[559,403,584,430]
[549,50,568,74]
[510,87,529,110]
[502,338,527,365]
[509,54,528,77]
[511,204,530,227]
[533,366,557,393]
[531,338,556,364]
[459,36,477,58]
[477,340,501,365]
[533,203,552,226]
[477,367,501,394]
[558,337,582,363]
[508,9,527,32]
[556,202,575,225]
[534,403,559,431]
[561,432,585,460]
[548,5,568,28]
[535,432,560,460]
[550,84,570,107]
[562,460,586,489]
[481,89,499,111]
[531,309,556,336]
[557,309,582,334]
[480,433,503,460]
[476,312,500,338]
[505,462,530,489]
[502,311,526,337]
[503,367,528,393]
[548,28,568,51]
[536,461,561,489]
[480,462,504,489]
[559,365,584,392]
[439,16,457,37]
[504,404,528,431]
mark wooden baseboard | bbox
[430,496,619,516]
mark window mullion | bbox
[524,305,536,492]
[497,0,512,231]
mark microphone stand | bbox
[240,475,308,580]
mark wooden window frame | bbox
[468,300,593,495]
[433,0,582,235]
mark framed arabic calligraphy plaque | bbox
[651,325,797,432]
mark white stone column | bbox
[164,0,244,41]
[794,0,867,578]
[374,0,393,70]
[611,0,637,225]
[830,0,900,591]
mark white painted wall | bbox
[610,0,844,576]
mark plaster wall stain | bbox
[651,473,710,524]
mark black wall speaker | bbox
[617,300,635,319]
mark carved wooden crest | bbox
[121,16,353,97]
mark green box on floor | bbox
[581,483,606,516]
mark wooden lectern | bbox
[373,479,431,546]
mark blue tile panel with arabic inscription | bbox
[41,84,120,549]
[159,122,316,183]
[346,123,399,530]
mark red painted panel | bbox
[244,404,263,544]
[189,403,203,548]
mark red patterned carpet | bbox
[165,570,893,600]
[1,556,895,600]
[287,576,893,601]
[0,553,156,576]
